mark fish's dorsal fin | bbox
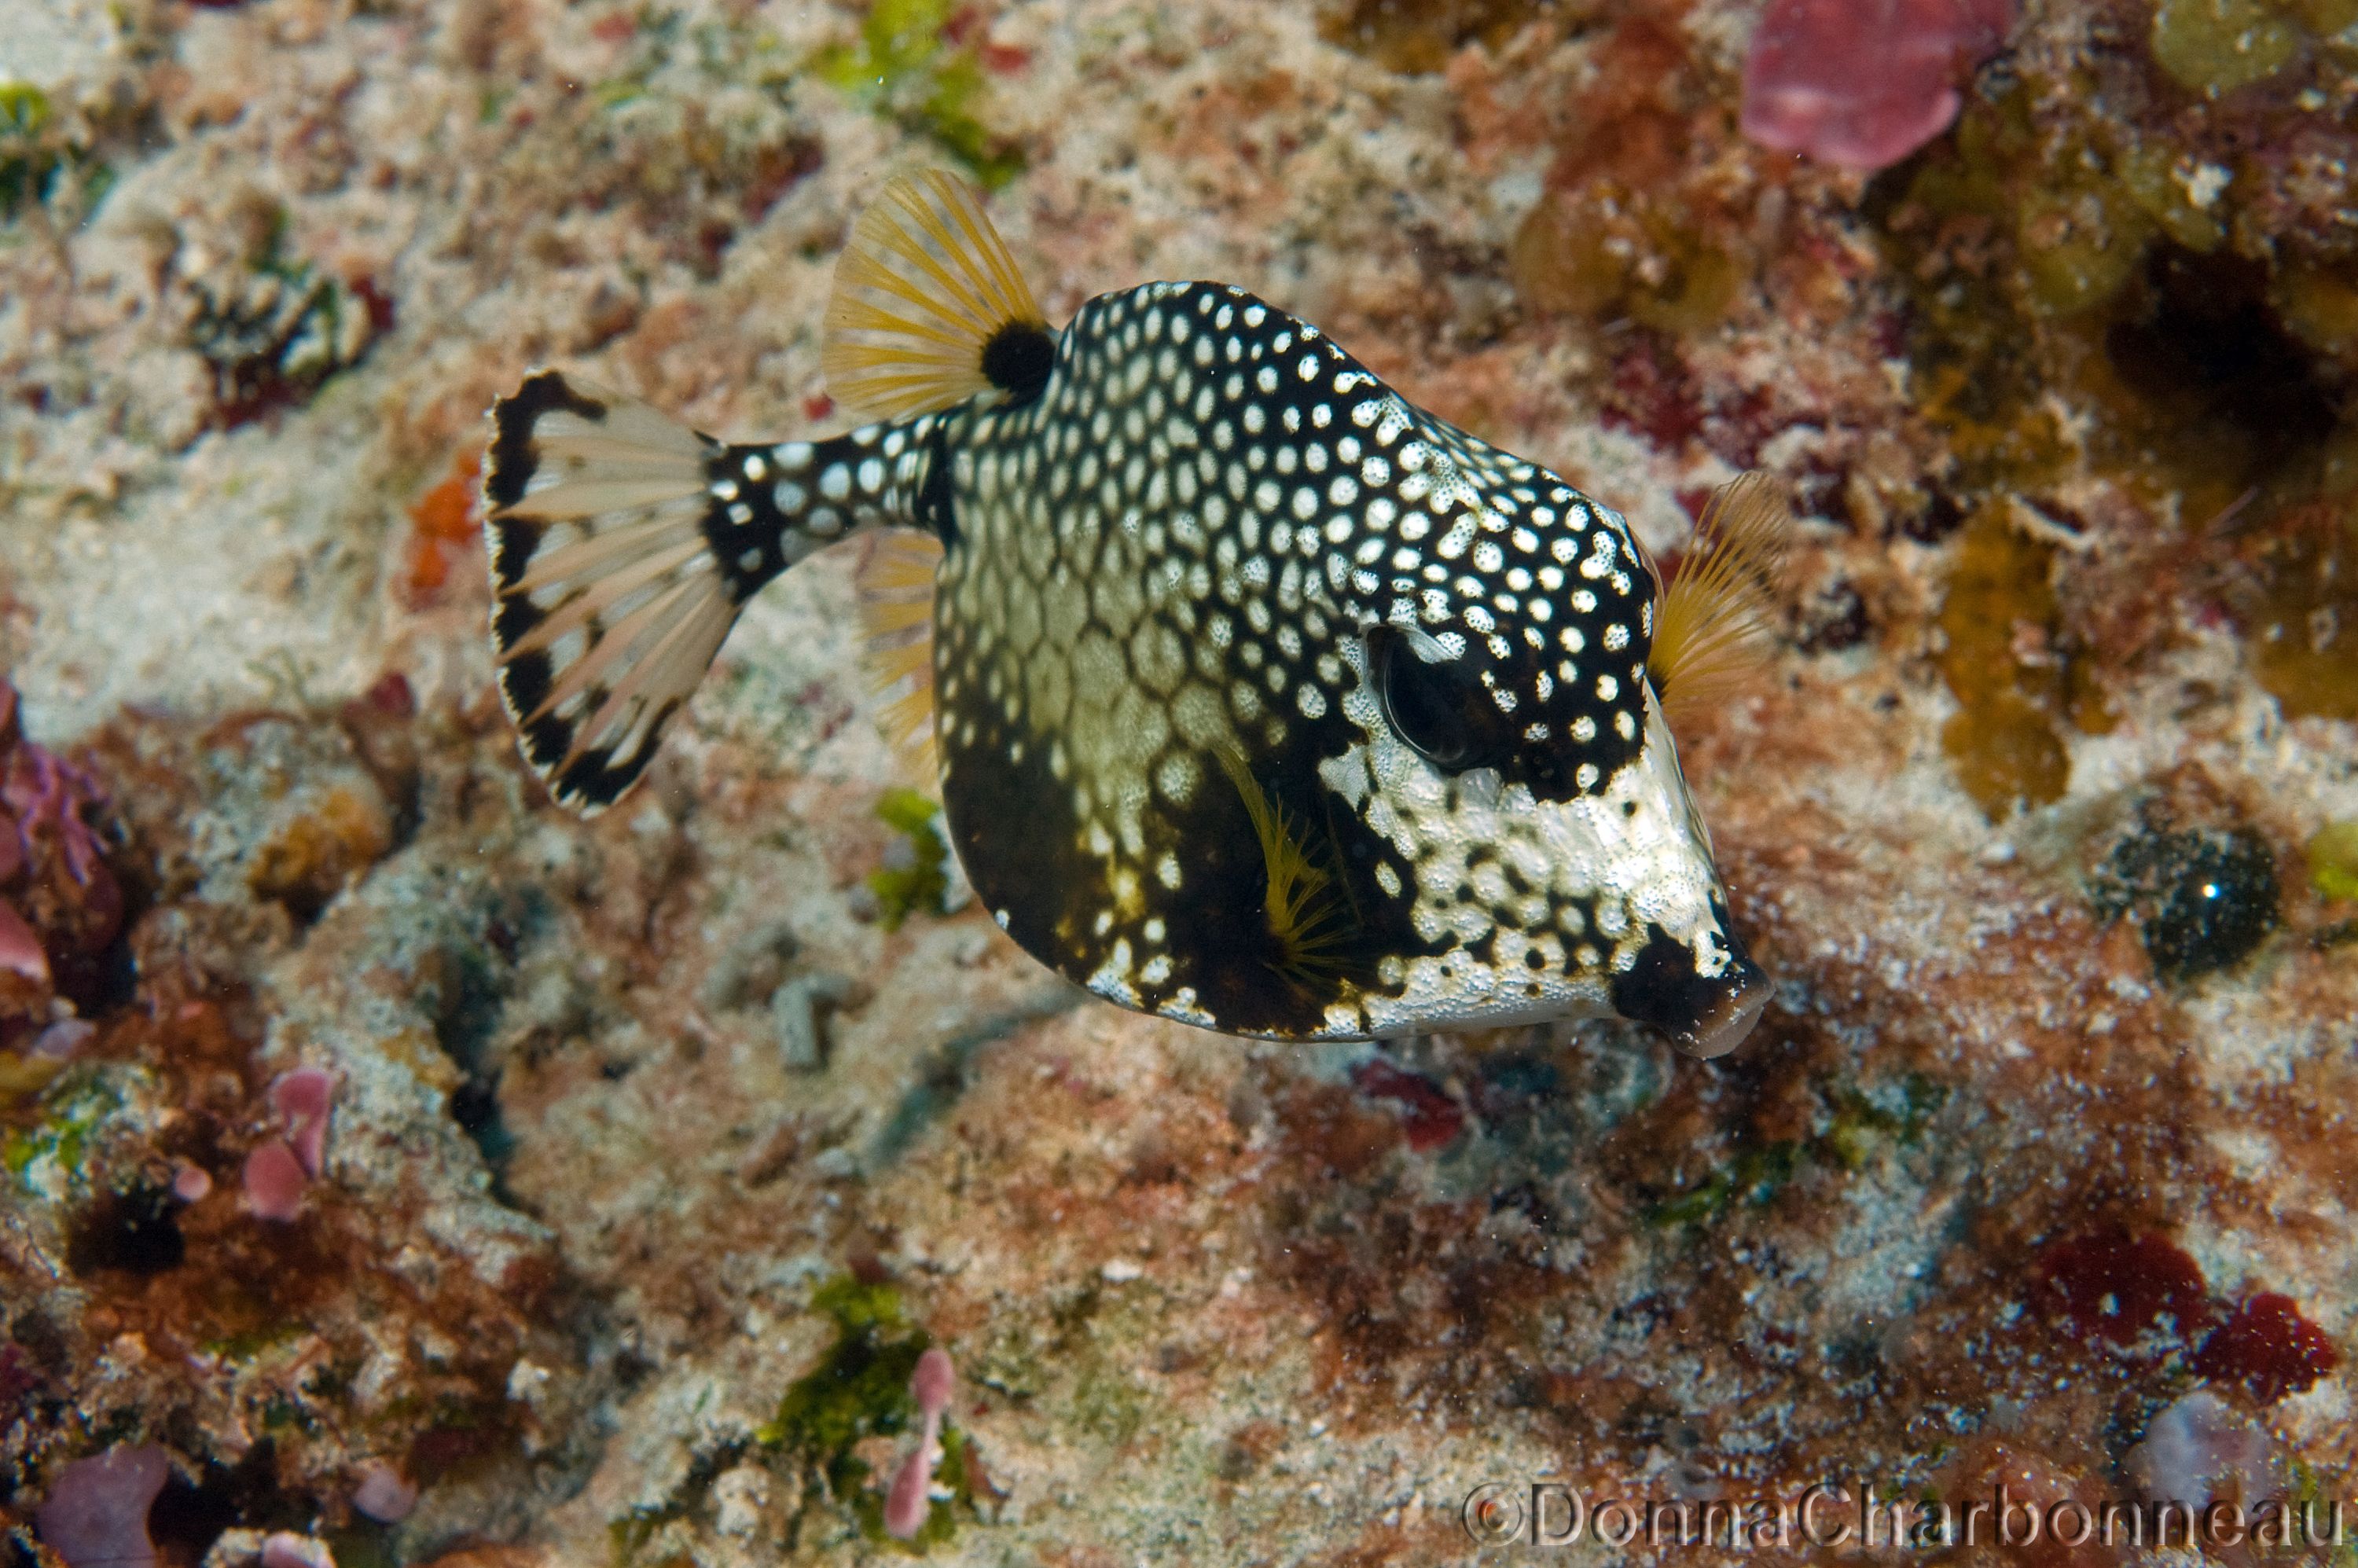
[1649,472,1791,726]
[1214,744,1353,982]
[823,171,1052,421]
[854,528,944,787]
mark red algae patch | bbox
[2193,1293,2341,1405]
[2034,1229,2216,1353]
[400,450,487,611]
[1346,1058,1467,1153]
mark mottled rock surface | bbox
[3,0,2354,1563]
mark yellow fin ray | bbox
[854,529,945,787]
[1649,472,1791,727]
[1214,745,1354,981]
[823,171,1047,421]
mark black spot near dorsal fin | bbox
[823,170,1049,420]
[979,320,1056,406]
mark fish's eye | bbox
[1372,627,1499,772]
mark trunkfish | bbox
[482,171,1785,1056]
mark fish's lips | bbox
[1677,960,1772,1059]
[1608,923,1772,1059]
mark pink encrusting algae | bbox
[33,1443,170,1568]
[6,0,2358,1559]
[883,1348,956,1540]
[0,683,119,936]
[2123,1390,2286,1515]
[259,1531,337,1568]
[241,1070,339,1219]
[349,1459,421,1524]
[0,903,47,984]
[241,1138,309,1221]
[270,1067,338,1177]
[1741,0,2015,169]
[0,678,121,1039]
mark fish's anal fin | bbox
[824,170,1052,422]
[854,528,945,788]
[483,370,914,814]
[1214,744,1354,983]
[1648,472,1792,729]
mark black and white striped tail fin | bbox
[481,370,912,814]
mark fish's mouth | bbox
[1607,924,1772,1059]
[1674,963,1772,1058]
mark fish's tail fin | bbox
[483,369,883,813]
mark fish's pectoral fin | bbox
[1214,744,1356,984]
[854,528,944,788]
[1648,471,1792,727]
[823,170,1053,421]
[483,369,741,815]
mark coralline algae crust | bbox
[3,0,2356,1561]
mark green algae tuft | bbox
[868,788,952,931]
[2308,821,2358,902]
[817,0,1026,188]
[2148,0,2304,96]
[758,1275,976,1550]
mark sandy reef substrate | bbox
[2,0,2356,1562]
